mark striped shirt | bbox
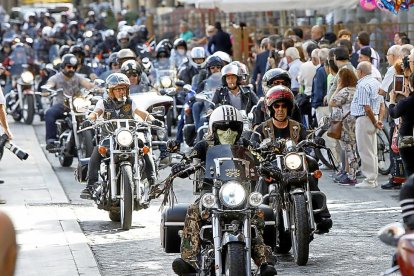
[351,74,382,116]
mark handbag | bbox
[326,111,350,139]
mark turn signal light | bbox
[98,146,107,156]
[142,146,150,155]
[256,209,264,219]
[313,170,322,179]
[185,108,191,114]
[201,210,210,220]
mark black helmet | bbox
[206,55,224,69]
[58,45,70,58]
[173,38,187,51]
[69,45,85,57]
[261,68,292,95]
[157,39,173,52]
[265,85,295,117]
[137,25,148,40]
[120,60,142,76]
[156,45,171,59]
[60,54,78,69]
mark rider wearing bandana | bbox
[170,105,277,276]
[255,85,333,234]
[81,73,163,199]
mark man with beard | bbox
[44,54,95,150]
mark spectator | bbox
[337,29,352,41]
[351,61,383,188]
[337,38,358,68]
[329,68,358,185]
[378,45,402,96]
[251,37,270,97]
[285,47,303,95]
[207,22,232,56]
[394,32,407,46]
[358,47,382,82]
[292,27,304,40]
[356,31,380,69]
[311,25,325,43]
[192,25,215,55]
[276,38,294,71]
[179,21,194,42]
[0,211,17,276]
[311,48,329,123]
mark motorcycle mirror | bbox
[378,222,405,247]
[151,106,165,117]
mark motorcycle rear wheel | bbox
[22,94,35,125]
[290,194,310,266]
[224,243,246,276]
[120,165,133,230]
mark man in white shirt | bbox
[285,47,303,95]
[379,45,402,96]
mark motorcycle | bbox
[159,144,275,275]
[77,118,166,230]
[43,83,103,166]
[254,137,328,266]
[378,222,414,276]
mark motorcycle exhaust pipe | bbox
[0,134,29,160]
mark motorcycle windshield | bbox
[204,145,258,182]
[10,47,28,76]
[203,73,221,93]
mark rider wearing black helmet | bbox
[69,45,97,80]
[44,54,95,150]
[120,60,150,93]
[252,68,302,128]
[99,52,120,80]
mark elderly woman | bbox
[329,67,358,185]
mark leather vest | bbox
[103,98,134,120]
[262,118,301,144]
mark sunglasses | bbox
[127,73,138,77]
[272,103,287,109]
[65,65,75,69]
[215,124,240,132]
[270,79,286,86]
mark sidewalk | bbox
[0,122,100,276]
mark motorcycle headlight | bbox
[116,130,133,147]
[72,97,90,113]
[157,128,167,141]
[160,76,172,88]
[248,192,263,207]
[21,71,34,84]
[201,193,216,208]
[284,153,302,170]
[219,181,247,208]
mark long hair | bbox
[337,68,357,91]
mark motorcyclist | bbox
[44,54,95,150]
[81,72,164,198]
[117,49,152,88]
[252,68,302,128]
[98,52,120,81]
[170,105,277,276]
[69,45,97,80]
[120,60,150,93]
[66,21,81,45]
[153,43,172,71]
[255,85,332,233]
[177,47,206,86]
[170,38,188,70]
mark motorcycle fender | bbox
[221,232,245,247]
[23,89,34,95]
[290,188,305,195]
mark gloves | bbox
[166,139,180,153]
[151,119,164,127]
[82,120,93,128]
[314,137,325,147]
[171,163,189,176]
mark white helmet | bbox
[41,26,53,38]
[117,31,130,48]
[212,51,232,64]
[221,64,240,86]
[189,47,206,69]
[208,105,243,144]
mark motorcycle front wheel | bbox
[224,243,246,276]
[120,165,133,230]
[22,94,35,125]
[290,194,310,266]
[78,130,94,158]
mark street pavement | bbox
[1,119,402,276]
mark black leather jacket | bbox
[212,85,258,113]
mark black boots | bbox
[172,258,196,275]
[260,263,277,276]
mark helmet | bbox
[189,47,206,69]
[128,25,140,36]
[137,25,148,40]
[173,38,187,51]
[208,105,244,144]
[230,61,249,82]
[105,72,131,98]
[221,64,241,86]
[141,57,152,73]
[155,45,171,59]
[69,45,85,57]
[41,26,52,38]
[261,68,292,95]
[88,10,95,17]
[60,54,78,69]
[157,39,173,52]
[121,60,142,76]
[58,45,70,58]
[108,52,118,66]
[206,55,224,69]
[68,21,78,30]
[265,85,294,117]
[212,51,232,64]
[117,49,136,64]
[117,31,130,48]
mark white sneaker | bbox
[355,181,377,189]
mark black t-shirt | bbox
[389,93,414,136]
[255,120,307,142]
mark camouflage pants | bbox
[180,203,274,267]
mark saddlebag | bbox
[75,158,90,184]
[259,204,276,250]
[160,203,189,253]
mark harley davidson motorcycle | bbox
[378,222,414,276]
[255,137,328,266]
[43,84,103,166]
[160,144,275,275]
[77,117,166,230]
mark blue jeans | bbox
[176,109,185,143]
[192,101,205,130]
[45,103,65,142]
